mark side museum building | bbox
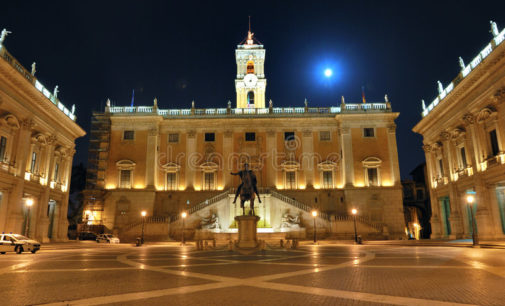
[414,21,505,240]
[83,30,405,241]
[0,33,85,242]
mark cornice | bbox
[0,60,85,139]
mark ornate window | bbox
[246,60,254,74]
[162,162,180,191]
[30,152,37,173]
[490,129,500,156]
[362,157,382,187]
[200,162,218,191]
[437,158,444,177]
[0,136,6,162]
[458,146,468,169]
[116,160,136,189]
[281,161,300,189]
[318,160,337,189]
[53,162,60,182]
[247,91,255,105]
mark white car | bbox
[0,234,41,254]
[96,234,120,244]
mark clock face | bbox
[244,74,258,88]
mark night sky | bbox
[2,1,505,179]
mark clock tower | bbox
[235,29,266,108]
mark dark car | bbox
[78,231,97,241]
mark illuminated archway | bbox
[246,60,255,74]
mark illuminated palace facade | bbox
[0,35,85,242]
[414,21,505,240]
[84,31,405,240]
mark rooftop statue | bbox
[0,29,11,45]
[437,81,444,95]
[31,62,36,76]
[491,20,499,37]
[53,85,59,99]
[459,57,465,70]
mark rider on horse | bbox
[231,163,262,204]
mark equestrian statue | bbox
[231,163,261,215]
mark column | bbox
[43,136,57,185]
[340,127,354,187]
[301,129,314,188]
[146,128,158,189]
[440,132,455,181]
[463,114,481,172]
[474,175,496,238]
[387,125,401,185]
[5,119,33,233]
[423,145,442,239]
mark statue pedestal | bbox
[234,215,262,254]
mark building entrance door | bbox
[440,197,451,236]
[47,200,56,239]
[496,186,505,234]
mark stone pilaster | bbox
[301,129,314,188]
[223,130,233,188]
[265,130,276,187]
[185,130,197,190]
[340,127,354,187]
[387,125,401,185]
[146,128,158,189]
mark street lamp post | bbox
[24,199,34,237]
[351,208,358,243]
[311,210,317,243]
[181,212,187,245]
[466,195,479,246]
[140,210,147,245]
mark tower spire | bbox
[247,16,254,45]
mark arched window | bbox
[246,60,254,74]
[247,91,255,106]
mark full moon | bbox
[324,68,333,77]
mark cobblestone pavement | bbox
[1,242,505,305]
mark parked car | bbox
[0,234,41,254]
[96,234,120,244]
[78,231,97,241]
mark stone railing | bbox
[331,215,385,232]
[0,45,76,121]
[108,102,390,118]
[124,216,169,232]
[170,190,231,222]
[270,190,330,221]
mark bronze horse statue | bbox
[231,163,261,216]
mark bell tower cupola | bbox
[235,21,266,108]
